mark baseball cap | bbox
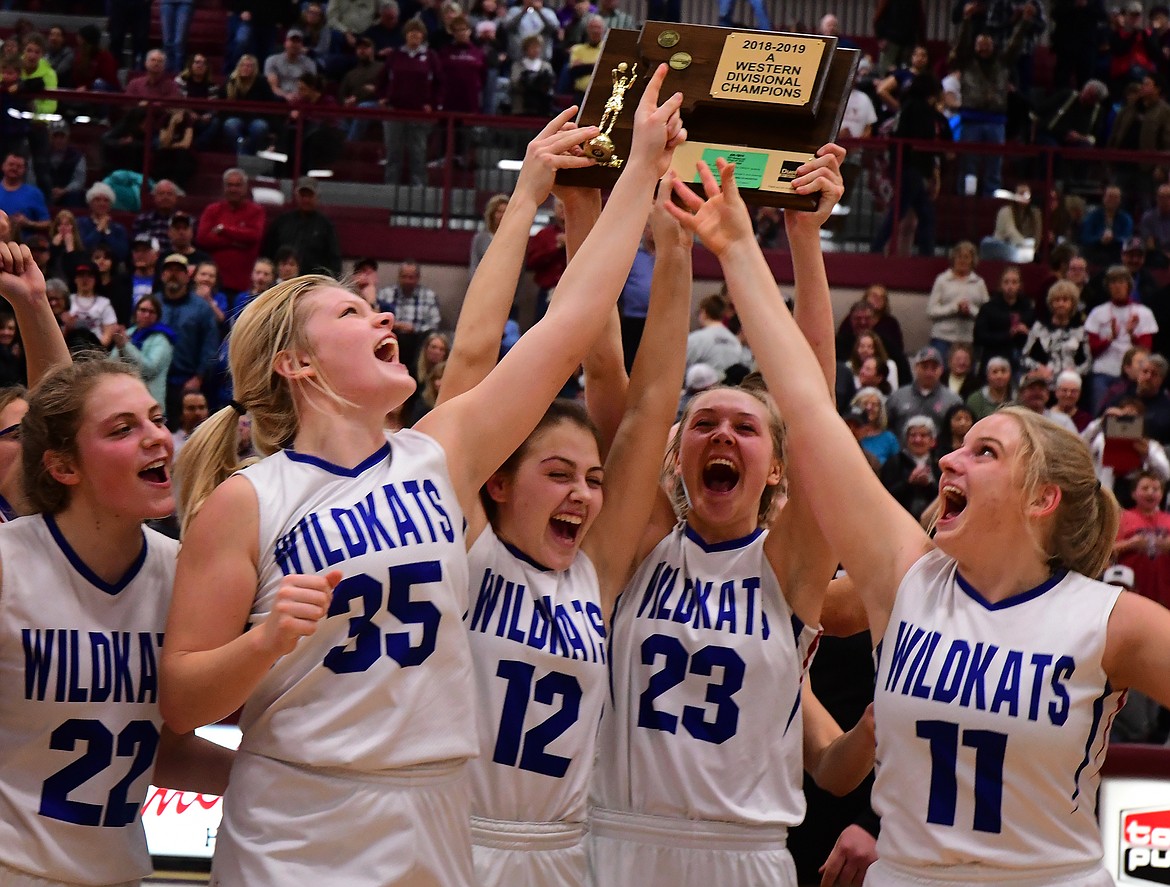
[286,27,305,40]
[685,363,720,392]
[295,175,319,194]
[73,262,95,275]
[912,346,943,366]
[170,211,193,226]
[1020,369,1050,389]
[353,257,379,272]
[1103,564,1135,587]
[133,233,159,250]
[1123,236,1145,253]
[162,253,189,268]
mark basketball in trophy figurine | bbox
[557,22,860,210]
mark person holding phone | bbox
[1084,396,1170,507]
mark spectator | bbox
[273,247,300,284]
[43,122,86,209]
[0,312,23,387]
[71,23,119,92]
[376,259,442,370]
[1103,344,1153,409]
[439,15,487,151]
[886,346,964,439]
[176,53,222,149]
[108,0,151,71]
[525,197,567,321]
[222,54,277,155]
[933,402,976,459]
[260,176,342,278]
[154,109,198,189]
[157,252,219,429]
[470,193,508,274]
[409,359,445,424]
[1050,369,1092,430]
[566,15,606,104]
[0,152,48,238]
[191,260,229,328]
[967,354,1014,419]
[926,241,988,360]
[99,105,149,173]
[1140,182,1170,267]
[984,0,1049,95]
[596,0,636,28]
[686,293,747,381]
[125,49,183,100]
[20,34,58,126]
[1107,73,1170,209]
[227,256,276,322]
[869,73,951,257]
[1086,235,1161,311]
[265,29,319,101]
[1125,352,1170,442]
[1085,396,1170,504]
[950,5,1030,196]
[377,18,442,186]
[44,25,73,86]
[1085,264,1159,410]
[413,330,450,385]
[46,276,103,355]
[850,387,901,466]
[166,211,211,271]
[296,3,334,63]
[129,233,161,310]
[850,329,900,392]
[109,293,174,407]
[280,72,344,172]
[195,167,266,300]
[501,0,561,64]
[942,342,980,400]
[170,390,210,454]
[509,34,555,116]
[1082,184,1135,267]
[974,264,1034,369]
[880,414,940,520]
[1022,279,1092,381]
[1051,0,1109,88]
[351,256,380,307]
[1108,1,1160,93]
[225,1,297,74]
[77,182,130,264]
[0,58,33,161]
[47,209,85,283]
[133,180,184,255]
[560,0,596,49]
[1114,470,1170,611]
[365,1,406,60]
[339,36,384,140]
[326,0,380,77]
[862,284,907,372]
[1013,367,1076,429]
[873,0,927,71]
[980,183,1042,262]
[161,0,196,72]
[1033,79,1111,149]
[68,261,117,349]
[91,245,132,326]
[874,44,931,116]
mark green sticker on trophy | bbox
[697,148,769,189]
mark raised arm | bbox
[439,108,599,406]
[419,64,687,514]
[0,235,70,386]
[803,686,876,797]
[583,172,693,615]
[666,158,933,644]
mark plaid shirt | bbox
[376,285,442,333]
[132,210,197,256]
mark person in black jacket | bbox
[974,264,1035,371]
[259,177,342,278]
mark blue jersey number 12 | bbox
[492,659,582,778]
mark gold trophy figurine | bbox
[586,62,638,167]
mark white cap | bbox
[1102,564,1135,588]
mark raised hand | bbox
[514,105,600,207]
[0,240,47,306]
[665,157,754,260]
[255,570,341,658]
[649,170,693,254]
[784,143,846,237]
[627,63,686,178]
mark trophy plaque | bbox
[556,22,860,210]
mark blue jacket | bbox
[160,289,220,383]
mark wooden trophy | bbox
[556,22,860,210]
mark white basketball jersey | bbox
[594,524,819,825]
[236,429,477,770]
[464,527,607,825]
[873,549,1125,872]
[0,515,177,885]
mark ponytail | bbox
[175,405,248,536]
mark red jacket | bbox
[196,199,266,292]
[525,224,566,290]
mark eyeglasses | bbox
[0,423,21,442]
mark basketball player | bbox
[158,70,686,887]
[0,246,233,885]
[589,146,848,887]
[667,156,1170,886]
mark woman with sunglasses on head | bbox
[159,75,686,887]
[0,240,233,887]
[667,157,1170,887]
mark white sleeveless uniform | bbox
[591,524,819,887]
[866,549,1123,887]
[211,430,477,887]
[0,515,177,887]
[464,527,608,887]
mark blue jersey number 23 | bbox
[637,633,745,745]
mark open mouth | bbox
[374,334,398,363]
[702,457,740,493]
[940,484,967,521]
[138,459,169,485]
[549,513,583,543]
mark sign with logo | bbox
[143,724,240,860]
[1102,777,1170,885]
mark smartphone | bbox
[1104,413,1144,440]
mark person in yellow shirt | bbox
[567,15,605,104]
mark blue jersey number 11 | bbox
[916,719,1007,834]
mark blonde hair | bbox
[665,385,788,527]
[998,405,1120,578]
[482,193,509,234]
[1046,278,1079,308]
[176,274,357,533]
[421,359,445,409]
[49,208,77,241]
[414,331,450,382]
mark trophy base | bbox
[586,134,626,168]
